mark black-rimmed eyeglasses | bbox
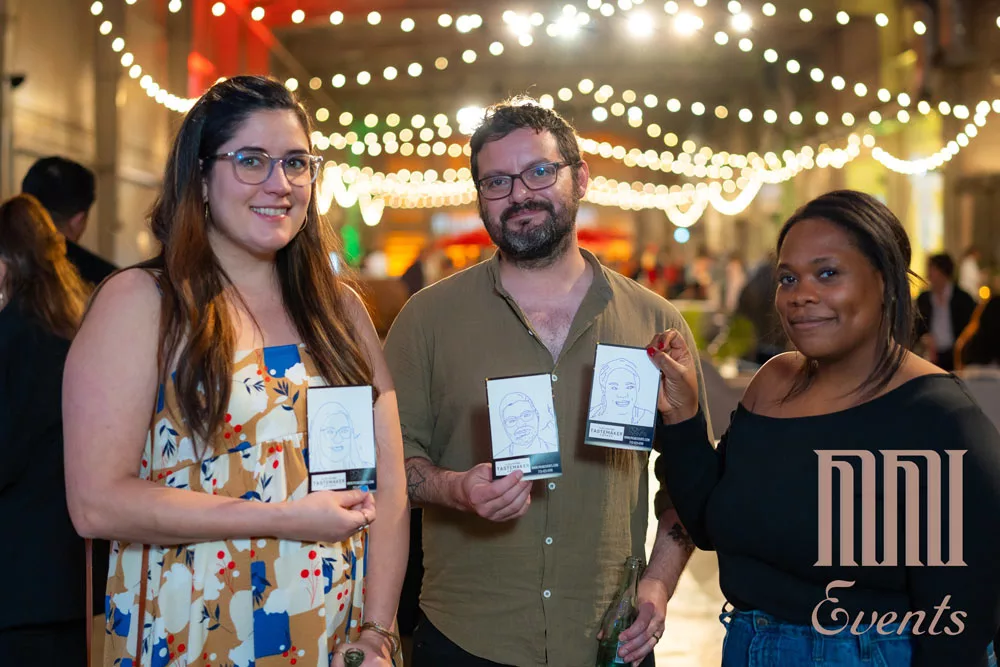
[476,161,579,200]
[204,150,323,186]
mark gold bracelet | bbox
[360,620,400,657]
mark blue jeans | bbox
[719,603,998,667]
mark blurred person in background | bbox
[915,253,977,371]
[958,295,1000,368]
[21,156,117,287]
[735,251,790,365]
[0,194,90,666]
[724,251,747,314]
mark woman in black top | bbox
[646,190,1000,666]
[0,194,90,666]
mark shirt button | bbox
[548,482,556,490]
[551,374,558,382]
[545,537,553,545]
[543,589,552,598]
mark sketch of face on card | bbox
[588,346,660,427]
[307,387,375,473]
[487,375,558,460]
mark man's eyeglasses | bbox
[204,150,323,186]
[476,161,579,200]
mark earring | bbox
[204,202,210,220]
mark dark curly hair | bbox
[469,96,583,186]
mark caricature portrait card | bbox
[306,385,377,492]
[584,344,660,450]
[485,373,562,481]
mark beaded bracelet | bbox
[360,620,400,657]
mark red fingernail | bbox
[646,347,655,357]
[657,341,665,349]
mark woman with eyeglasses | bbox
[63,76,407,667]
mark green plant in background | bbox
[340,224,362,266]
[712,315,756,362]
[678,308,755,365]
[678,309,708,351]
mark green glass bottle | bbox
[595,555,644,666]
[343,647,365,667]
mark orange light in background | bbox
[385,232,427,277]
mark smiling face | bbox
[204,109,312,261]
[775,218,885,362]
[605,368,639,410]
[476,128,588,264]
[501,399,540,446]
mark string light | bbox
[214,0,909,134]
[98,0,996,203]
[870,105,993,174]
[225,1,915,116]
[316,98,992,225]
[316,137,863,227]
[89,3,195,112]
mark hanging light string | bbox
[315,136,863,228]
[90,1,197,111]
[90,1,992,195]
[265,0,942,132]
[97,0,982,149]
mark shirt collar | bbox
[485,246,613,301]
[935,282,954,304]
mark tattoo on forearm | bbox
[668,521,695,552]
[405,462,427,502]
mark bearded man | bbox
[384,98,713,667]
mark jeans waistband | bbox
[718,601,911,661]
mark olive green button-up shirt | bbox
[383,249,711,667]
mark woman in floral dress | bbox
[63,76,408,667]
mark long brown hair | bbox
[143,75,374,448]
[0,193,88,338]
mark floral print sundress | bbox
[103,344,371,667]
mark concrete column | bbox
[94,0,123,260]
[0,0,18,198]
[166,0,192,130]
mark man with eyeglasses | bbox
[384,98,713,667]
